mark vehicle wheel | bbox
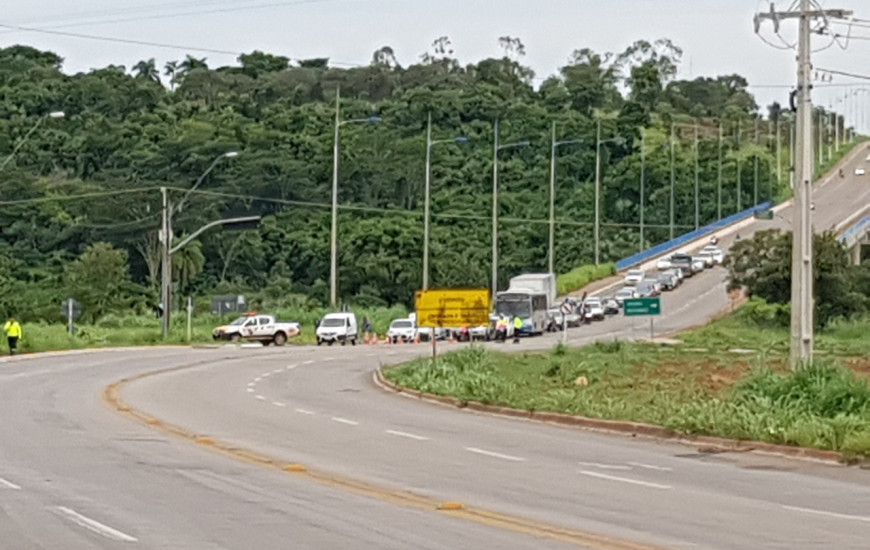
[350,338,356,346]
[317,339,322,346]
[340,338,346,346]
[230,333,241,343]
[273,332,287,347]
[328,340,334,346]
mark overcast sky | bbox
[2,0,869,129]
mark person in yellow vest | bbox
[512,315,523,344]
[4,316,22,355]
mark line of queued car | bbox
[544,244,726,332]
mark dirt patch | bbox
[843,357,870,380]
[634,356,753,395]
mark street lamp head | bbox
[454,137,470,144]
[223,151,240,158]
[48,111,65,118]
[366,116,382,123]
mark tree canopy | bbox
[0,39,841,321]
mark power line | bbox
[816,67,870,81]
[3,0,336,32]
[0,23,242,57]
[0,188,159,206]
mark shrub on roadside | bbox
[557,263,616,295]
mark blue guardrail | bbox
[838,215,870,244]
[615,201,774,271]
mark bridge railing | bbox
[615,201,774,271]
[839,214,870,247]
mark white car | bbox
[701,245,725,264]
[856,167,866,176]
[624,269,645,286]
[212,314,301,346]
[614,287,638,305]
[655,257,672,270]
[386,318,417,343]
[691,258,705,274]
[696,250,715,268]
[583,298,605,321]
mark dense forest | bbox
[0,37,850,321]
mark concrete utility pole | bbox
[756,1,852,368]
[160,187,172,339]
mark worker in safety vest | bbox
[512,316,523,344]
[4,316,22,355]
[495,316,508,342]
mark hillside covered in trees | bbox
[0,38,843,321]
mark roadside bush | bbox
[557,263,616,295]
[736,297,790,328]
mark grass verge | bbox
[8,305,409,354]
[384,311,870,459]
[557,263,616,295]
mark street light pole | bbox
[595,119,602,264]
[492,118,500,300]
[491,119,528,297]
[549,122,584,274]
[639,129,646,253]
[694,121,700,229]
[329,89,380,308]
[0,111,65,172]
[669,121,675,240]
[160,186,172,339]
[423,112,433,290]
[549,122,557,275]
[160,151,240,339]
[423,114,468,290]
[717,122,723,220]
[330,88,341,309]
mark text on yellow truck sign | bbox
[415,289,491,327]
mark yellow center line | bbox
[102,361,670,550]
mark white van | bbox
[316,312,358,346]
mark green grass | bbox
[385,313,870,459]
[9,304,410,354]
[557,263,616,295]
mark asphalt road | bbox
[2,144,870,549]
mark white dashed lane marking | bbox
[295,408,315,415]
[627,462,673,472]
[577,461,632,471]
[0,477,21,490]
[272,402,286,407]
[303,360,314,365]
[465,447,526,462]
[579,470,672,490]
[783,505,870,523]
[255,395,266,401]
[54,506,138,542]
[385,429,429,441]
[331,417,359,426]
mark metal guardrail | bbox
[838,214,870,247]
[615,201,775,271]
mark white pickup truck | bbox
[213,314,301,346]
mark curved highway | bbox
[2,144,870,549]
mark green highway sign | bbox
[623,297,661,317]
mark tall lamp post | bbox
[423,112,468,289]
[329,88,380,308]
[491,119,529,298]
[549,121,583,274]
[161,151,240,339]
[594,119,625,264]
[0,111,65,171]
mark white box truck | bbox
[507,273,557,308]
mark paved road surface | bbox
[2,144,870,549]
